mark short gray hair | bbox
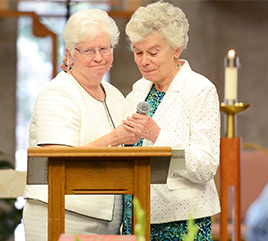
[126,1,189,51]
[64,9,120,56]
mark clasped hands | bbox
[123,112,160,144]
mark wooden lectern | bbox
[27,146,174,241]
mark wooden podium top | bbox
[27,146,175,185]
[28,146,172,158]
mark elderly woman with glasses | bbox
[122,1,221,240]
[23,9,139,241]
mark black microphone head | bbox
[136,101,150,115]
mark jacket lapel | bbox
[152,73,186,122]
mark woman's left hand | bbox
[123,113,161,143]
[60,56,69,72]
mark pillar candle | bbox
[224,50,239,105]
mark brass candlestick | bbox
[220,102,251,138]
[219,101,251,241]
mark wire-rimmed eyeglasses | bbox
[75,45,113,57]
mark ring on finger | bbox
[131,122,134,127]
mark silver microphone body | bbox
[136,101,150,115]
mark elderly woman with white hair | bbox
[122,1,221,240]
[23,9,139,241]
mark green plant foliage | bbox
[0,199,23,241]
[133,198,199,241]
[133,198,146,241]
[182,214,200,241]
[74,236,81,241]
[0,150,23,241]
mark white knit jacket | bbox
[125,60,221,223]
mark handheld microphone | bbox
[124,101,150,147]
[136,101,150,115]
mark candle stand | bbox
[219,102,250,241]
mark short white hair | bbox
[126,1,189,51]
[63,9,119,56]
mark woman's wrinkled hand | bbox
[60,56,69,72]
[122,113,160,143]
[113,123,140,145]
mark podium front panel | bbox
[65,158,135,194]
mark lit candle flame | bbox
[228,49,236,58]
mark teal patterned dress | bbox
[122,84,212,240]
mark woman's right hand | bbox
[81,124,140,148]
[112,123,140,146]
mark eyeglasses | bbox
[75,45,113,57]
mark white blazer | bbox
[25,71,126,221]
[125,61,221,223]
